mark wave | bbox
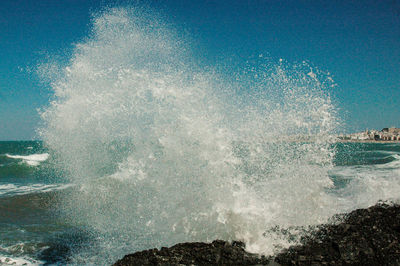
[378,154,400,168]
[0,183,72,197]
[0,243,46,266]
[5,153,49,167]
[390,153,400,160]
[36,5,400,265]
[329,152,400,210]
[38,5,340,264]
[0,255,43,266]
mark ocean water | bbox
[1,141,399,265]
[2,6,400,266]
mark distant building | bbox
[387,128,400,134]
[381,127,400,141]
[339,127,400,141]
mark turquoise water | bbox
[0,141,76,265]
[1,141,399,264]
[333,142,400,166]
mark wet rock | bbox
[274,203,400,265]
[114,203,400,265]
[113,239,269,265]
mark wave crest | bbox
[39,6,339,263]
[5,154,49,167]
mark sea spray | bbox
[39,6,339,264]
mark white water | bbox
[39,6,341,264]
[0,183,72,197]
[5,153,49,166]
[0,255,43,266]
[329,153,400,209]
[0,244,45,266]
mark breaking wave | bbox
[5,153,49,167]
[38,6,339,264]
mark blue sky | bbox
[0,0,399,140]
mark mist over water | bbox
[39,6,340,263]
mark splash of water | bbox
[39,6,339,264]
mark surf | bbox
[38,6,340,264]
[5,153,49,167]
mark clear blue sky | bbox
[1,0,399,140]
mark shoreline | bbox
[336,139,400,143]
[114,202,400,265]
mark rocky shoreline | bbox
[114,203,400,265]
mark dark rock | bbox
[114,203,400,265]
[113,240,270,265]
[274,203,400,265]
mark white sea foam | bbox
[0,255,43,266]
[5,153,49,166]
[38,5,400,262]
[329,154,400,211]
[0,243,48,266]
[0,183,72,197]
[38,5,342,264]
[385,154,400,167]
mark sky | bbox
[0,0,399,140]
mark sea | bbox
[1,141,399,265]
[2,6,400,266]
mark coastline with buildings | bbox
[338,127,400,142]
